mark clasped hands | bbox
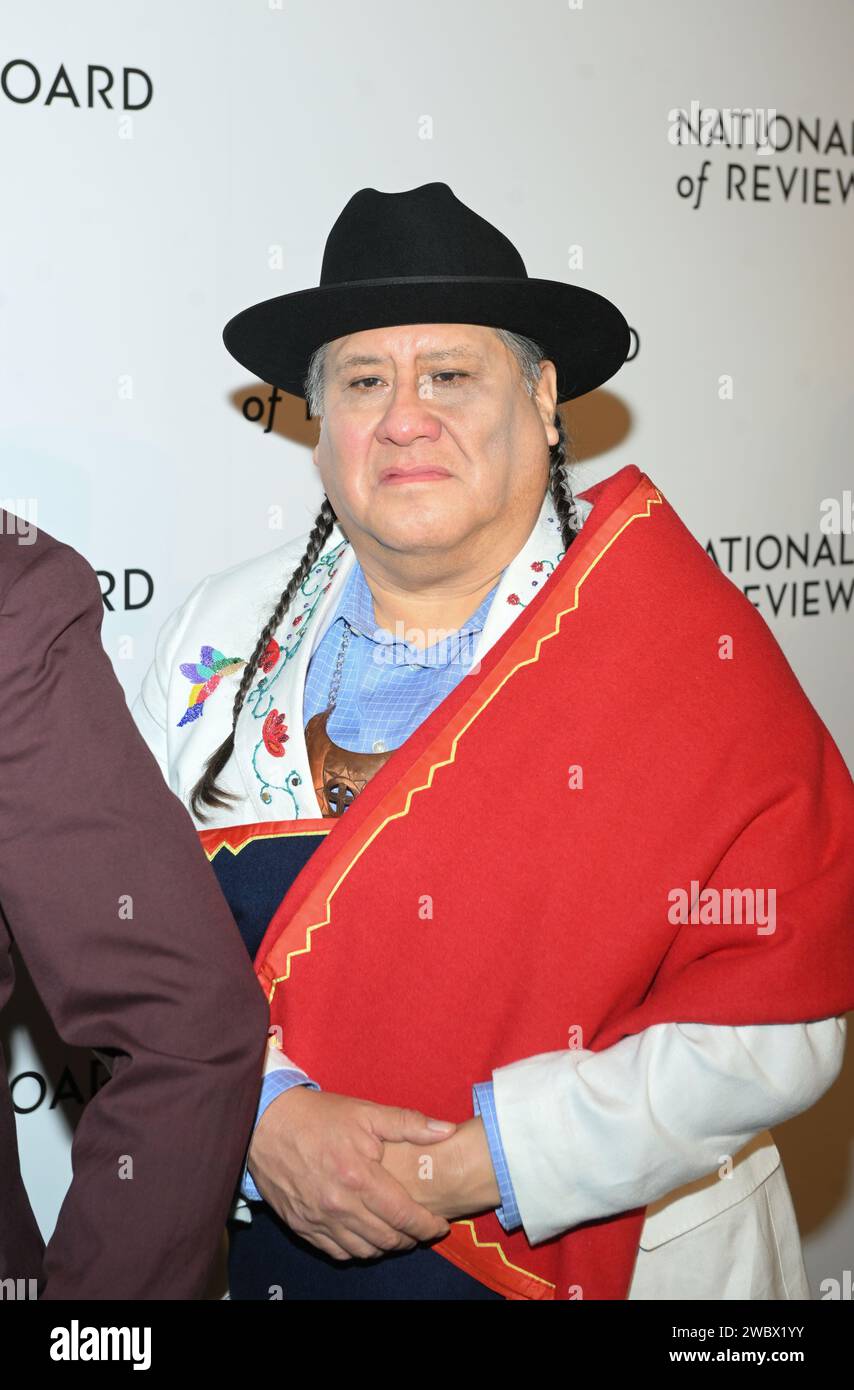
[245,1086,501,1260]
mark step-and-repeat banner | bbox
[2,0,852,1298]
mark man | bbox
[133,183,853,1299]
[0,511,271,1297]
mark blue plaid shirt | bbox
[241,553,521,1229]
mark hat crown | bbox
[319,182,529,284]
[222,180,630,404]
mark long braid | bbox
[190,496,338,821]
[547,407,581,555]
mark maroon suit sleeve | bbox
[0,537,269,1298]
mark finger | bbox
[335,1207,419,1256]
[300,1230,354,1261]
[285,1192,404,1258]
[295,1211,386,1261]
[326,1224,391,1260]
[361,1170,452,1243]
[395,1206,452,1243]
[265,1194,382,1261]
[318,1178,422,1255]
[370,1105,457,1144]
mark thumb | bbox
[371,1104,457,1143]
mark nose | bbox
[375,373,443,448]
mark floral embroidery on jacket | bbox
[262,709,288,756]
[244,541,349,815]
[505,553,564,609]
[177,646,245,727]
[260,637,280,673]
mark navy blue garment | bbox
[228,1203,503,1301]
[209,826,504,1300]
[209,828,325,960]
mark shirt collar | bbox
[329,556,502,668]
[322,484,595,668]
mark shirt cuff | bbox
[240,1068,321,1203]
[472,1080,522,1232]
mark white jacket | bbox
[130,487,846,1300]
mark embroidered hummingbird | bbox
[177,646,246,726]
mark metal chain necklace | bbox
[326,622,351,712]
[303,621,395,818]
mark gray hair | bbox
[304,327,548,418]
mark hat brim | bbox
[222,275,630,404]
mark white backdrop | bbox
[2,0,852,1298]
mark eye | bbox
[347,371,471,391]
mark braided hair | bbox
[190,344,580,821]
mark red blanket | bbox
[254,464,854,1299]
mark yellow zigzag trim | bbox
[203,826,330,862]
[446,1219,556,1291]
[265,484,663,1002]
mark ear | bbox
[534,360,559,447]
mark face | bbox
[311,323,559,566]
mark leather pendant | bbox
[305,707,394,817]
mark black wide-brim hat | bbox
[222,182,630,405]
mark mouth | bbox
[379,466,453,484]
